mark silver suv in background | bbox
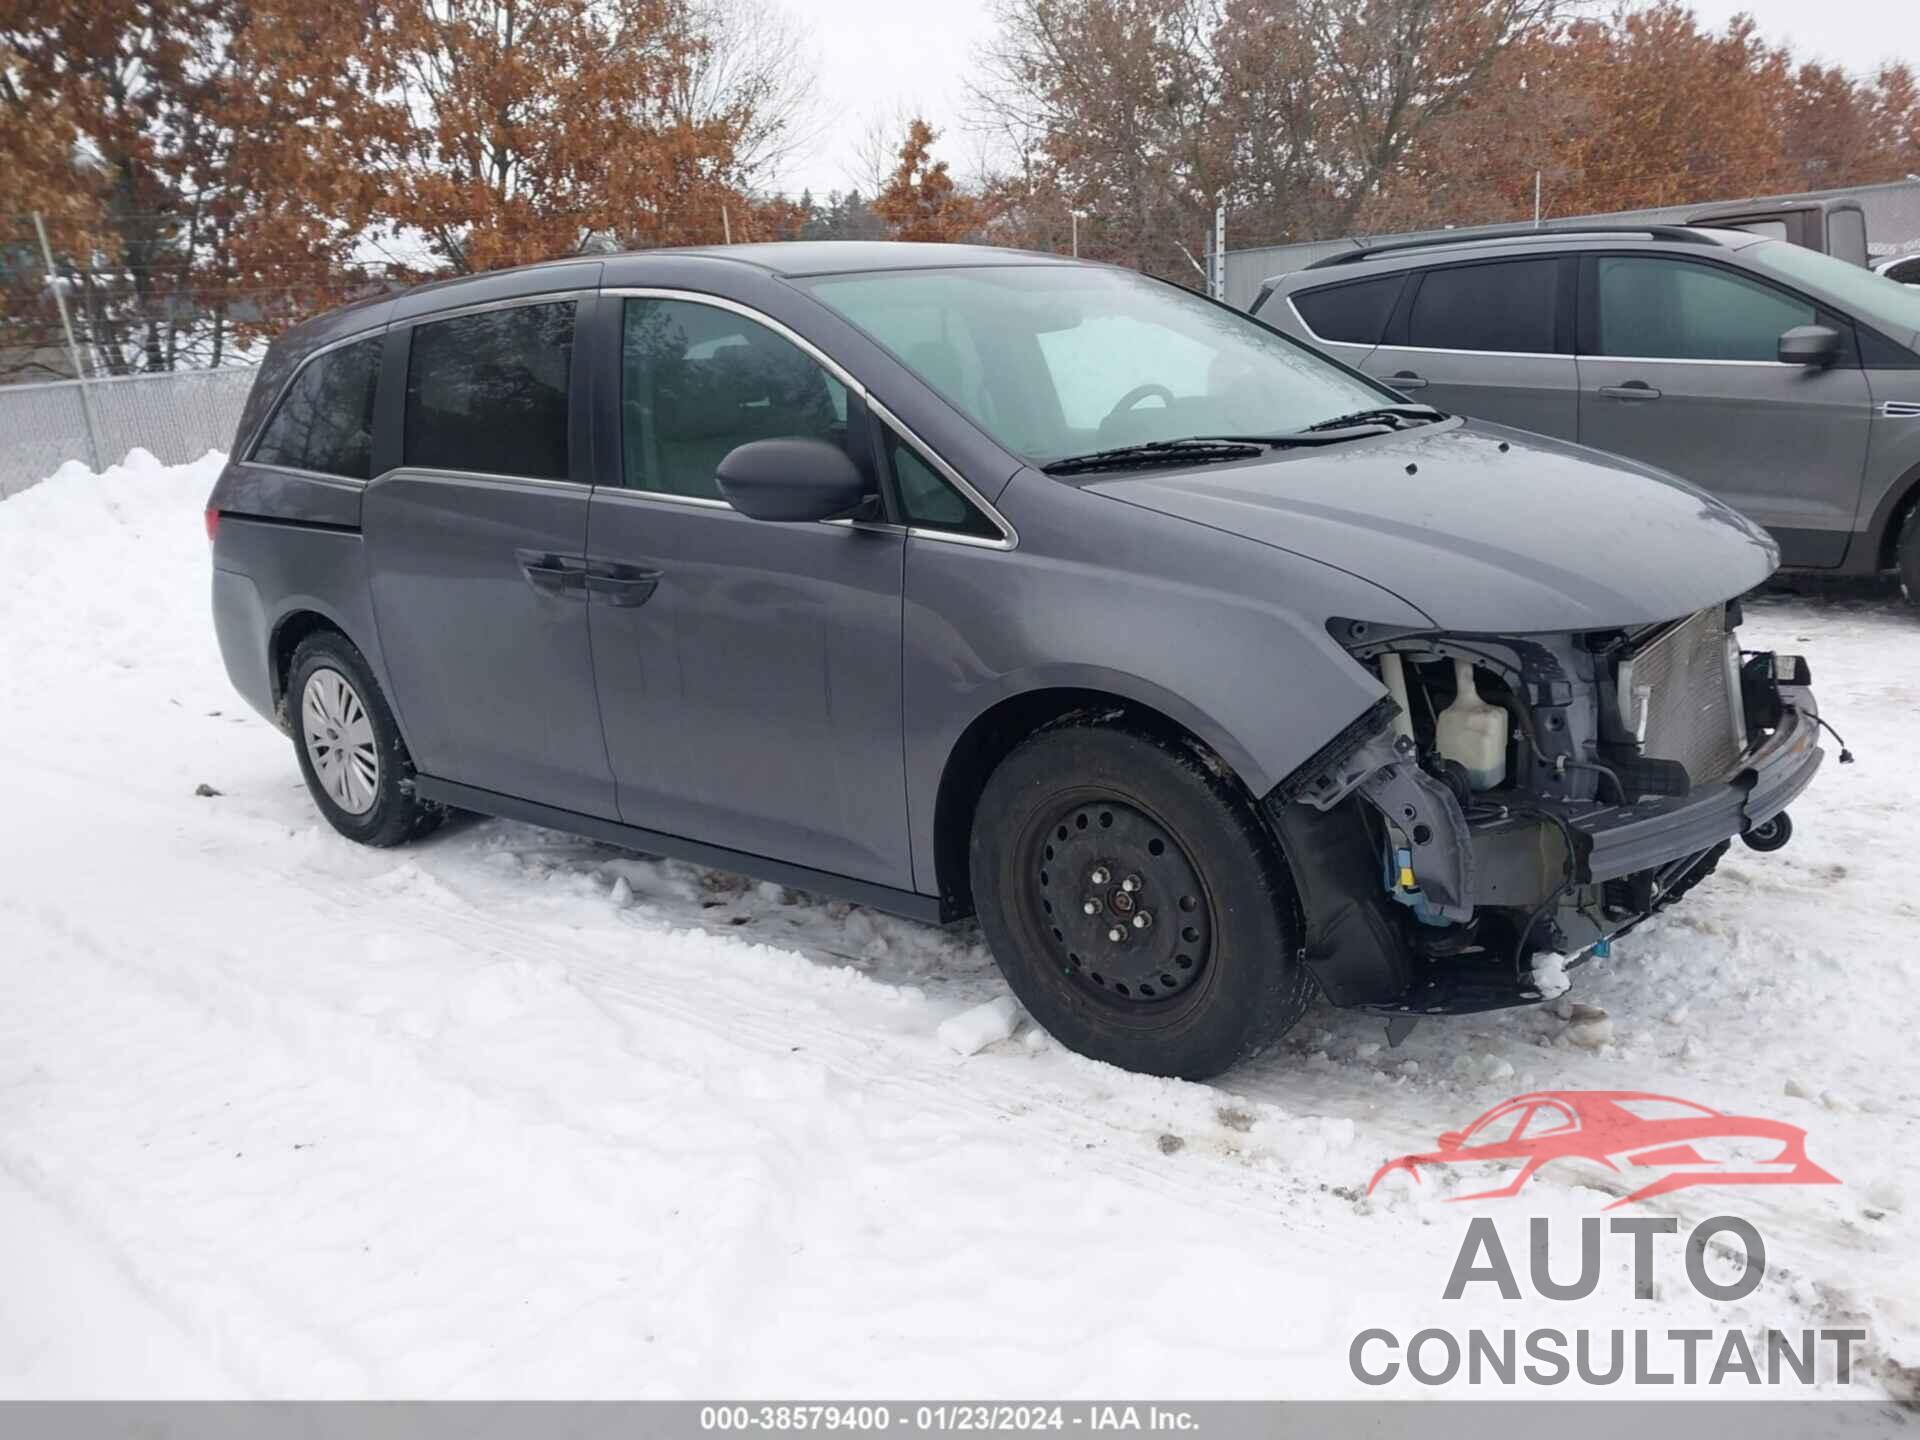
[1255,225,1920,595]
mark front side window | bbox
[403,300,575,480]
[621,298,849,499]
[252,335,382,479]
[1405,260,1558,354]
[804,266,1384,464]
[1593,257,1813,362]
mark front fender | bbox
[901,479,1432,897]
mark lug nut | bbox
[1083,898,1102,916]
[1132,911,1153,930]
[1089,866,1110,886]
[1107,926,1126,943]
[1121,874,1142,894]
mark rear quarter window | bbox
[250,335,382,479]
[1290,275,1405,345]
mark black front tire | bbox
[288,631,444,848]
[969,720,1312,1079]
[1898,501,1920,604]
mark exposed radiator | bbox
[1617,608,1747,783]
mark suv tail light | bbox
[204,506,219,543]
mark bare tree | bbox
[669,0,822,184]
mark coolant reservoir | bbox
[1436,659,1507,790]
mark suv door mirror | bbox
[716,438,870,522]
[1777,324,1841,367]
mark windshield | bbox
[803,265,1390,464]
[1747,240,1920,339]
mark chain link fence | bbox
[0,365,257,498]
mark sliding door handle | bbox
[1597,381,1662,400]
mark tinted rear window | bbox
[1406,260,1558,353]
[251,335,382,479]
[1291,275,1404,345]
[403,301,575,480]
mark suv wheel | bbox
[1898,500,1920,604]
[288,631,444,847]
[969,720,1313,1079]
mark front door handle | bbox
[1597,381,1662,400]
[585,563,662,608]
[1389,370,1429,391]
[516,549,587,598]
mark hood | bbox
[1086,419,1779,633]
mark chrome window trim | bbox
[394,288,591,332]
[245,327,388,478]
[1373,341,1808,368]
[599,286,1019,550]
[868,396,1017,551]
[602,287,868,400]
[1368,342,1570,362]
[1581,354,1808,368]
[596,488,733,511]
[367,465,585,492]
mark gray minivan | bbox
[1256,225,1920,591]
[209,242,1824,1078]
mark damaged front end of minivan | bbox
[1264,601,1826,1022]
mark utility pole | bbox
[33,211,103,472]
[1071,209,1086,257]
[1534,171,1543,228]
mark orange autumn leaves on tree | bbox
[2,0,805,368]
[366,0,757,273]
[1374,3,1920,234]
[872,118,981,243]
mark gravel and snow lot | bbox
[3,451,1918,1400]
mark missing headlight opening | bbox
[1274,602,1825,1031]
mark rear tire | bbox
[969,720,1312,1079]
[288,631,444,848]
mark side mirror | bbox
[1437,1131,1466,1152]
[1777,324,1841,367]
[716,438,870,523]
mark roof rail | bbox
[1303,224,1723,270]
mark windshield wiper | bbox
[1040,407,1447,474]
[1298,404,1445,434]
[1041,438,1265,476]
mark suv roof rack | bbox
[1303,224,1723,270]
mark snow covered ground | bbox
[3,451,1919,1401]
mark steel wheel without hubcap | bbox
[1030,796,1213,1007]
[301,667,379,815]
[972,722,1311,1078]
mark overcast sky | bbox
[769,0,1913,200]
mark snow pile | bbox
[3,454,1919,1400]
[937,996,1026,1056]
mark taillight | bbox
[204,506,219,543]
